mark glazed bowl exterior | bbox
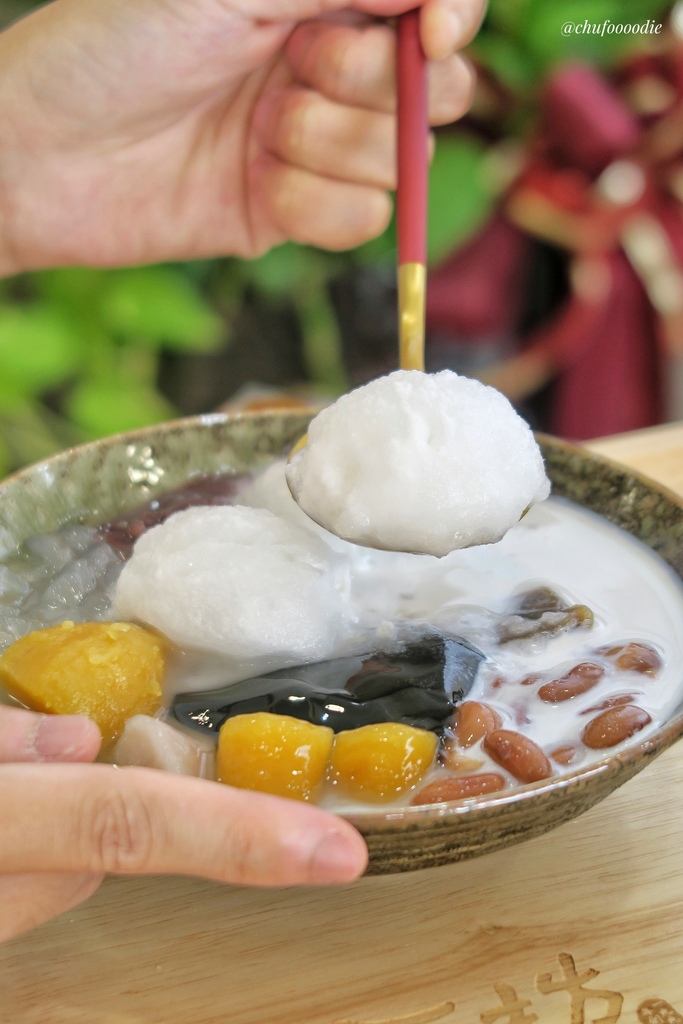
[2,412,683,874]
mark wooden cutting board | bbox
[2,425,683,1024]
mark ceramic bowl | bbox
[2,412,683,874]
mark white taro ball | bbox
[114,505,353,662]
[285,369,551,557]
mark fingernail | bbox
[33,715,100,761]
[309,830,367,885]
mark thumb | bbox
[0,707,101,764]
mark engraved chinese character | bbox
[480,983,539,1024]
[536,952,623,1024]
[637,998,683,1024]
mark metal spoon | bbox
[396,7,428,373]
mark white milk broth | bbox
[319,496,683,809]
[347,497,683,748]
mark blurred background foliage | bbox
[0,0,673,475]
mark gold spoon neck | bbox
[398,262,427,372]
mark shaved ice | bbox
[285,369,550,556]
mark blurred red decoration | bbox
[427,20,683,439]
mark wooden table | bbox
[3,424,683,1024]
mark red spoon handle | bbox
[397,9,428,267]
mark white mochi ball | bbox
[285,369,550,557]
[239,459,353,554]
[114,505,352,662]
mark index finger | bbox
[234,0,487,60]
[420,0,487,61]
[285,20,474,124]
[0,763,368,886]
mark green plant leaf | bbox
[242,244,338,296]
[0,429,10,480]
[352,220,397,266]
[33,267,107,306]
[294,285,348,395]
[0,401,75,469]
[101,267,224,351]
[66,379,176,439]
[470,33,539,91]
[485,0,532,38]
[0,304,82,393]
[523,0,670,68]
[427,136,494,266]
[180,259,215,284]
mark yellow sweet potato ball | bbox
[329,722,438,802]
[217,712,334,802]
[0,620,165,741]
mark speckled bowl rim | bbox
[2,415,682,848]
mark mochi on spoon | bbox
[285,369,550,557]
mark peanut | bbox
[550,744,580,767]
[597,642,662,676]
[581,693,636,715]
[582,704,651,749]
[537,662,604,703]
[412,772,506,805]
[440,748,484,772]
[484,729,553,783]
[451,700,502,747]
